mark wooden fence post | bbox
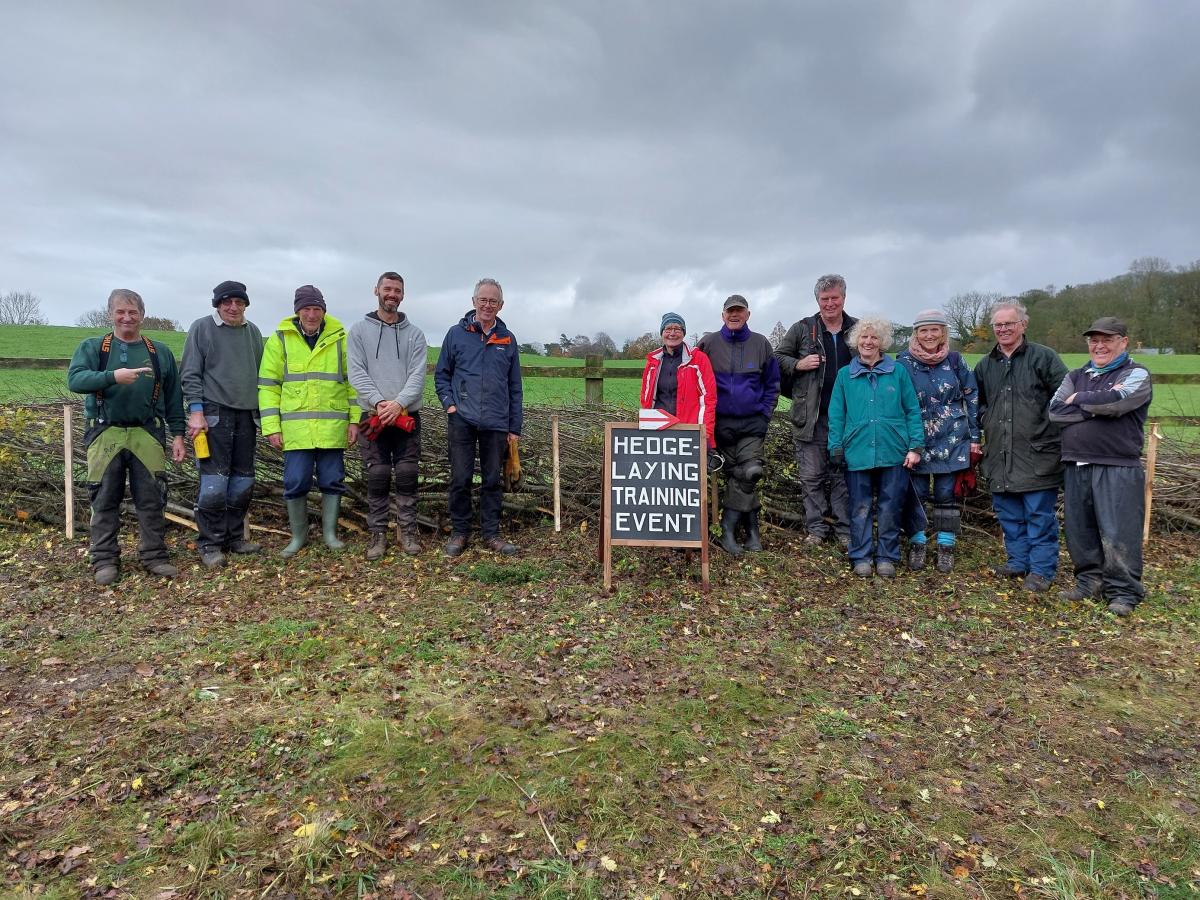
[584,354,604,404]
[63,404,74,539]
[1143,421,1162,545]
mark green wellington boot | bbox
[281,498,309,558]
[321,494,346,550]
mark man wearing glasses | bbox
[973,299,1068,593]
[180,280,265,567]
[68,289,187,585]
[434,278,523,557]
[1049,318,1152,616]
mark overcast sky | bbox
[3,1,1196,347]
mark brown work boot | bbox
[483,536,519,556]
[365,533,387,561]
[399,529,421,556]
[444,533,469,558]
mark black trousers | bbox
[195,404,257,552]
[360,411,422,533]
[1063,463,1145,605]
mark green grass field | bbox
[0,326,1196,420]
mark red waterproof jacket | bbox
[640,344,717,448]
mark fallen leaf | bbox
[760,810,781,824]
[294,823,317,838]
[41,657,65,667]
[600,855,618,872]
[135,662,156,677]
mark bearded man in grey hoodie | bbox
[348,272,429,558]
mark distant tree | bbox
[558,333,574,354]
[944,291,1001,348]
[767,320,788,349]
[892,323,914,347]
[568,334,596,359]
[621,332,660,359]
[518,341,544,356]
[0,291,48,326]
[593,331,618,358]
[76,308,112,327]
[142,316,182,331]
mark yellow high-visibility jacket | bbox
[258,315,358,450]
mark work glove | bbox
[395,414,416,433]
[828,448,846,471]
[955,447,984,498]
[360,414,385,441]
[502,439,523,492]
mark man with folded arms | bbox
[1049,317,1153,617]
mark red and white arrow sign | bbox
[639,408,679,430]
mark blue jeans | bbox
[282,448,346,500]
[447,413,508,538]
[846,466,909,564]
[991,488,1059,578]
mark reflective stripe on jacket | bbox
[640,343,717,447]
[258,315,358,450]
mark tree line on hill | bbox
[3,256,1198,353]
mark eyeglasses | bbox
[992,322,1021,331]
[473,298,502,307]
[662,326,685,335]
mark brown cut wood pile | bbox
[0,402,1196,533]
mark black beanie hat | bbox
[294,285,326,312]
[212,280,249,308]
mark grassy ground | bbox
[1,521,1197,899]
[4,371,1194,423]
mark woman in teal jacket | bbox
[827,317,925,577]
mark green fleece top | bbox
[67,334,186,436]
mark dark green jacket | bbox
[973,339,1068,493]
[774,311,858,441]
[68,334,186,438]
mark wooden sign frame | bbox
[601,422,709,592]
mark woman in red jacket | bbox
[640,312,717,449]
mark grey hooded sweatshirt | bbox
[348,311,428,413]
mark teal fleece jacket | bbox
[827,354,925,471]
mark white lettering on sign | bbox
[611,461,700,481]
[611,434,698,456]
[610,486,702,506]
[613,511,698,534]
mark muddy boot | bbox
[321,494,346,550]
[365,532,387,561]
[936,544,954,573]
[398,529,422,556]
[281,498,309,558]
[743,510,763,552]
[719,508,743,556]
[908,541,927,571]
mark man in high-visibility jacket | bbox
[258,285,359,556]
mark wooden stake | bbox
[63,404,74,539]
[1143,420,1162,545]
[700,443,709,592]
[551,414,561,532]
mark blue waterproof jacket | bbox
[827,354,925,471]
[434,311,523,434]
[895,350,980,473]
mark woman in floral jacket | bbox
[896,309,980,573]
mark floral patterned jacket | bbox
[896,350,980,474]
